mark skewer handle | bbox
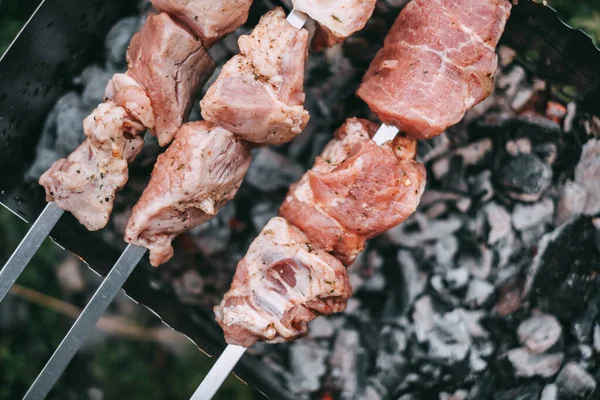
[23,244,147,400]
[0,202,64,303]
[190,345,247,400]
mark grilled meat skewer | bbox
[124,8,311,266]
[215,0,512,347]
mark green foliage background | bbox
[0,0,598,399]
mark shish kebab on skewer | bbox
[197,0,513,398]
[0,0,378,303]
[13,2,251,397]
[0,0,253,302]
[13,3,379,399]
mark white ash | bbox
[434,235,459,266]
[330,330,365,400]
[574,139,600,215]
[464,279,495,307]
[594,324,600,354]
[444,267,469,290]
[386,213,464,248]
[511,198,555,231]
[484,202,512,245]
[557,181,588,225]
[426,309,474,365]
[506,348,564,378]
[397,250,428,307]
[540,384,558,400]
[517,311,562,353]
[288,340,328,395]
[431,138,493,180]
[307,317,335,339]
[413,296,436,343]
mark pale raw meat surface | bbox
[124,121,252,266]
[150,0,252,46]
[40,102,145,230]
[357,0,512,139]
[280,118,426,265]
[104,73,155,130]
[215,217,351,347]
[201,8,309,144]
[128,12,215,146]
[291,0,376,49]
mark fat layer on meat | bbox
[40,102,145,231]
[291,0,376,50]
[357,0,512,139]
[128,12,215,146]
[215,217,351,347]
[104,73,155,131]
[200,8,309,144]
[280,118,426,265]
[150,0,252,47]
[124,121,252,266]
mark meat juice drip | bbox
[25,0,600,398]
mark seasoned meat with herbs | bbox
[201,8,309,145]
[124,121,252,266]
[280,118,426,265]
[40,102,145,230]
[215,217,351,347]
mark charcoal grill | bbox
[1,0,600,399]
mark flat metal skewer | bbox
[189,123,401,399]
[0,202,64,303]
[23,244,147,400]
[190,345,247,400]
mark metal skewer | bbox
[190,345,247,400]
[0,202,64,303]
[0,131,154,306]
[190,123,400,399]
[17,10,311,400]
[23,244,146,400]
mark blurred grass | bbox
[1,0,599,399]
[539,0,600,43]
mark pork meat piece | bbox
[291,0,376,50]
[357,0,512,140]
[150,0,252,47]
[200,8,309,144]
[104,73,155,130]
[124,121,252,266]
[40,102,145,230]
[280,118,426,265]
[215,217,351,347]
[128,12,215,146]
